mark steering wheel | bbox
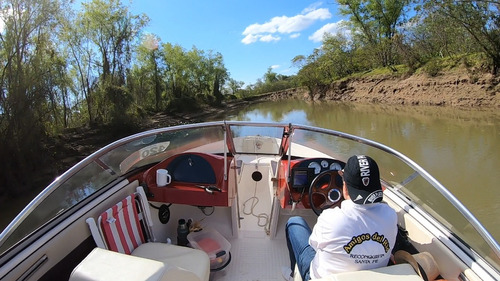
[309,170,344,215]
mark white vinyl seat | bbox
[293,263,423,281]
[84,184,210,281]
[70,247,202,281]
[131,242,210,281]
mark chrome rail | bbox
[1,121,498,261]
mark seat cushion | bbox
[70,248,166,281]
[70,248,203,281]
[132,242,210,281]
[294,263,422,281]
[320,263,423,281]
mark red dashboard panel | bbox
[278,160,313,209]
[143,152,232,207]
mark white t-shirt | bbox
[308,200,397,279]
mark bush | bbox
[167,96,201,113]
[423,60,442,77]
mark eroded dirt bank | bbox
[269,71,500,108]
[2,70,499,231]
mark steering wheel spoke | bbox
[318,200,335,210]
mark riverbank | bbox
[1,69,498,231]
[267,69,500,108]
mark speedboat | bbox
[1,121,499,281]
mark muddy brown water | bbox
[223,100,500,242]
[2,100,498,245]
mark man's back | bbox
[309,200,397,279]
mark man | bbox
[284,155,397,280]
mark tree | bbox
[292,50,330,99]
[337,0,410,68]
[264,67,278,84]
[161,44,229,109]
[321,33,358,79]
[226,78,245,96]
[133,33,163,111]
[72,0,148,124]
[208,51,228,105]
[422,0,500,73]
[0,0,68,196]
[162,43,191,101]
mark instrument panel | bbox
[290,158,345,190]
[300,158,344,174]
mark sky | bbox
[129,0,347,86]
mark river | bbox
[1,99,498,243]
[219,99,500,242]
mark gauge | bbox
[321,160,329,168]
[330,162,342,171]
[308,162,321,174]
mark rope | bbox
[242,181,270,230]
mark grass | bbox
[344,53,490,81]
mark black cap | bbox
[343,155,383,204]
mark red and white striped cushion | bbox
[99,194,145,254]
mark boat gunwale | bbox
[0,120,498,265]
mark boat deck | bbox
[208,170,317,281]
[211,233,289,281]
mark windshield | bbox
[0,123,227,255]
[290,125,500,272]
[1,122,498,272]
[230,125,284,154]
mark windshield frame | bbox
[0,121,498,270]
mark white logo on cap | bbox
[362,177,370,186]
[357,155,371,186]
[364,191,383,204]
[354,195,363,202]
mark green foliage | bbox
[220,66,298,99]
[337,0,410,67]
[422,59,442,77]
[168,96,202,112]
[292,0,500,94]
[0,0,498,199]
[420,0,500,74]
[0,0,66,196]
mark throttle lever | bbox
[195,185,222,194]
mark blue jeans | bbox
[286,216,316,281]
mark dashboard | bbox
[294,157,344,174]
[143,152,231,206]
[290,158,345,191]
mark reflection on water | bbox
[220,99,500,242]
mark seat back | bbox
[98,193,146,254]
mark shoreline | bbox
[266,72,500,108]
[1,72,499,231]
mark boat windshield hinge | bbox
[400,171,420,188]
[223,124,228,181]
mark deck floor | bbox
[209,162,318,281]
[210,232,289,281]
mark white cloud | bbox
[242,34,259,45]
[302,2,324,14]
[309,20,349,43]
[271,65,280,69]
[260,34,281,43]
[290,33,300,39]
[241,6,331,44]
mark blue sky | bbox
[130,1,346,86]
